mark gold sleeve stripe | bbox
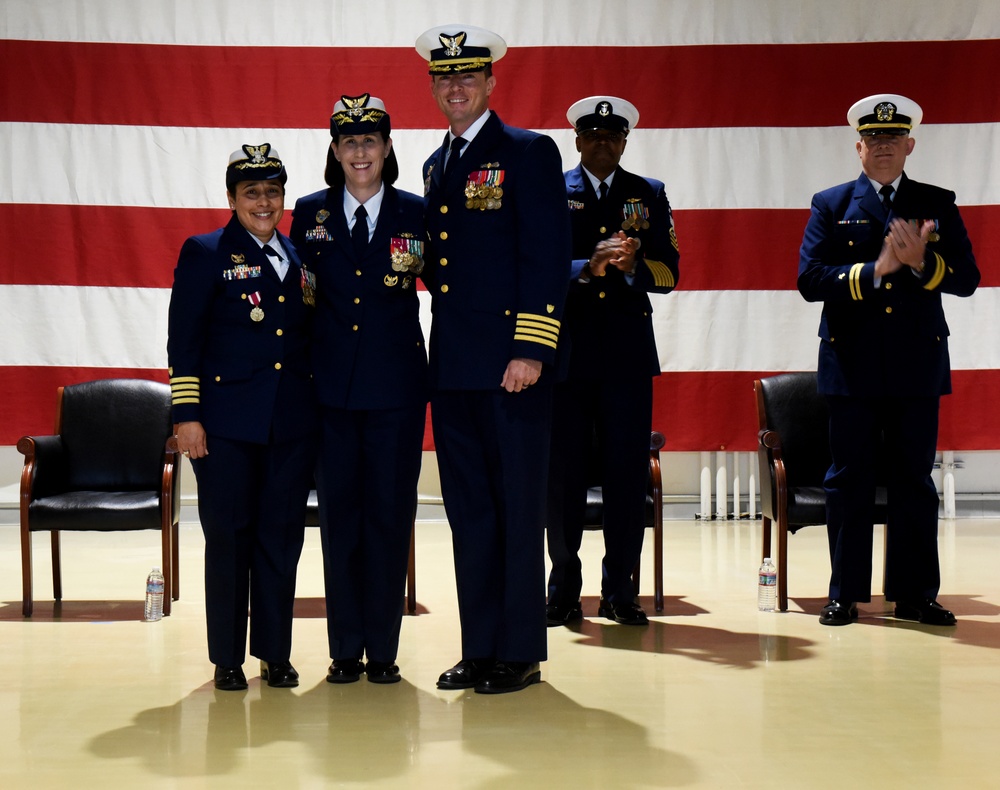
[669,226,679,252]
[515,325,559,340]
[170,376,200,405]
[923,252,946,291]
[849,263,865,301]
[643,259,676,288]
[516,313,561,329]
[513,333,559,350]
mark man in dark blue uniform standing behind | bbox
[798,94,979,626]
[546,96,680,628]
[415,24,571,693]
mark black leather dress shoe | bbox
[474,661,541,694]
[214,665,248,691]
[327,658,365,684]
[366,661,401,684]
[597,598,649,626]
[546,601,584,627]
[894,599,957,626]
[819,599,858,626]
[437,658,494,690]
[260,660,299,688]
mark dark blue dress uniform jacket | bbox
[290,185,429,409]
[562,164,680,378]
[422,111,572,388]
[798,172,979,397]
[167,214,316,442]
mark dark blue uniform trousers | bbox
[192,433,315,667]
[547,375,652,606]
[432,385,552,664]
[316,404,424,663]
[825,395,942,603]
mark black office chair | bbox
[754,372,887,611]
[580,430,665,612]
[17,378,181,617]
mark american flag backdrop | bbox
[3,0,999,451]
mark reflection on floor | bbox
[2,517,999,788]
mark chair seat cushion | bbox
[786,485,890,533]
[29,491,162,531]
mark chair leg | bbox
[161,519,172,617]
[21,525,33,618]
[761,515,772,564]
[778,524,789,612]
[654,510,664,613]
[51,531,62,601]
[406,520,416,615]
[172,517,180,602]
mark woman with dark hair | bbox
[290,94,428,684]
[168,144,318,691]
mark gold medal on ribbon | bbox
[249,291,264,321]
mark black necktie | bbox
[262,244,285,279]
[444,136,466,179]
[880,184,894,213]
[599,181,609,202]
[352,205,368,257]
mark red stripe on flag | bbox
[655,369,1000,452]
[5,39,1000,129]
[11,203,999,290]
[3,366,995,449]
[0,366,168,444]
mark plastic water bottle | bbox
[144,567,165,621]
[757,558,776,612]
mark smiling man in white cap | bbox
[415,24,571,694]
[798,94,979,627]
[546,96,679,629]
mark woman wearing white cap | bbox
[290,94,428,685]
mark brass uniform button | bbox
[241,293,247,300]
[599,291,606,299]
[276,329,283,336]
[215,376,221,382]
[440,258,448,266]
[278,295,285,303]
[274,363,282,370]
[599,226,607,233]
[440,205,448,214]
[356,270,362,276]
[441,285,449,293]
[353,325,359,331]
[439,231,448,240]
[354,297,360,304]
[885,282,893,290]
[885,307,892,314]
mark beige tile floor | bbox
[1,515,999,789]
